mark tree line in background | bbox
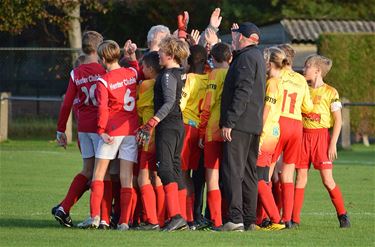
[1,0,375,46]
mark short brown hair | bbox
[82,31,103,55]
[210,43,232,63]
[277,44,295,66]
[305,55,333,78]
[97,40,121,64]
[159,36,190,65]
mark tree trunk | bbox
[65,2,82,66]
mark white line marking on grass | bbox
[335,160,374,165]
[2,150,70,155]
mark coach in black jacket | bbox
[220,22,266,231]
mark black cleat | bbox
[284,221,298,229]
[99,221,110,230]
[260,218,272,228]
[51,204,60,216]
[54,208,73,227]
[135,223,160,231]
[338,214,351,228]
[161,215,188,232]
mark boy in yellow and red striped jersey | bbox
[180,45,209,225]
[198,43,231,230]
[270,44,313,228]
[292,55,350,228]
[136,51,164,230]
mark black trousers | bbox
[221,129,259,226]
[155,122,185,189]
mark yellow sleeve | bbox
[301,82,313,113]
[180,76,191,112]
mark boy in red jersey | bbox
[136,51,163,230]
[79,40,139,230]
[180,45,209,226]
[292,55,350,228]
[198,42,231,230]
[270,44,313,228]
[53,31,105,227]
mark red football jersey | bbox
[57,63,106,133]
[97,67,139,136]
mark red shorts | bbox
[139,150,157,171]
[204,141,223,169]
[297,128,333,170]
[181,124,201,171]
[256,151,273,168]
[272,116,302,164]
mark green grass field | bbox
[0,140,374,246]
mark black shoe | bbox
[284,221,298,229]
[338,214,351,228]
[161,215,188,232]
[99,221,110,230]
[110,214,119,229]
[191,217,211,230]
[135,223,160,231]
[54,208,73,227]
[260,218,272,228]
[51,204,60,216]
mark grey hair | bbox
[147,25,171,43]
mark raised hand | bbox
[210,8,222,30]
[177,11,189,39]
[187,29,201,46]
[123,39,137,61]
[205,28,219,46]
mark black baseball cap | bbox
[233,22,260,41]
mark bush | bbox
[318,33,375,135]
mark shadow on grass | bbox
[0,218,64,229]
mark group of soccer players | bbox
[51,8,350,231]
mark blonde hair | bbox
[277,44,295,66]
[305,55,333,77]
[82,31,103,55]
[159,36,190,65]
[264,46,288,69]
[97,40,121,64]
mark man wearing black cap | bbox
[220,22,266,231]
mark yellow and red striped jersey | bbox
[199,68,228,142]
[263,77,284,134]
[279,68,313,120]
[180,73,209,127]
[137,79,155,151]
[302,83,341,129]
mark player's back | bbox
[180,73,209,127]
[137,78,155,124]
[205,68,227,142]
[97,67,138,136]
[65,62,105,133]
[279,68,313,121]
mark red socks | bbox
[292,188,305,224]
[90,180,104,217]
[154,185,166,227]
[100,180,112,224]
[164,183,180,218]
[178,189,187,220]
[272,180,283,214]
[328,186,346,215]
[119,187,133,225]
[61,173,88,213]
[186,193,195,223]
[140,184,158,225]
[258,180,281,223]
[207,190,222,227]
[281,183,294,222]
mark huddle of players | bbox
[52,8,350,231]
